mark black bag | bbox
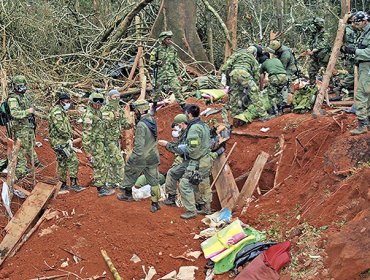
[0,100,11,126]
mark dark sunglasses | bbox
[93,98,104,104]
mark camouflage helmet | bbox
[173,114,188,125]
[159,31,173,41]
[56,89,70,100]
[268,40,281,51]
[246,45,258,57]
[313,17,325,27]
[12,75,27,85]
[354,11,368,22]
[89,92,105,105]
[132,99,150,113]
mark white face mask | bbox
[63,103,71,111]
[172,130,180,138]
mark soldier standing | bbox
[259,56,289,115]
[102,89,131,189]
[223,47,269,127]
[305,17,331,83]
[48,90,85,192]
[341,11,370,135]
[82,92,114,197]
[8,75,42,179]
[177,104,211,219]
[116,100,161,213]
[150,31,185,111]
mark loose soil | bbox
[0,100,369,279]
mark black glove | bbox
[340,46,356,55]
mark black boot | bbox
[97,186,115,197]
[70,177,86,192]
[150,202,161,213]
[163,194,177,206]
[350,119,368,135]
[117,188,133,201]
[60,182,70,191]
[196,203,212,215]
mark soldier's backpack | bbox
[0,100,11,126]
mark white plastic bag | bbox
[132,184,151,201]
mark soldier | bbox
[158,113,189,206]
[82,92,114,197]
[116,100,161,213]
[305,17,331,83]
[150,31,185,112]
[48,90,85,192]
[8,75,42,179]
[223,47,269,127]
[338,13,360,93]
[102,89,131,188]
[259,56,289,115]
[267,40,298,82]
[341,11,370,135]
[177,104,211,219]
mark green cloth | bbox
[260,58,287,76]
[275,45,298,79]
[213,227,266,274]
[292,85,317,113]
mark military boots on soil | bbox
[60,182,70,191]
[180,211,197,220]
[117,188,133,201]
[163,194,177,206]
[97,186,115,197]
[196,203,212,215]
[70,177,85,192]
[150,202,161,213]
[350,120,369,135]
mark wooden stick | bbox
[210,142,237,189]
[29,274,69,280]
[312,14,350,116]
[353,65,358,99]
[7,139,21,205]
[53,182,63,199]
[232,130,279,139]
[273,135,285,188]
[235,171,250,183]
[101,249,122,280]
[13,184,31,196]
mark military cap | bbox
[246,46,258,56]
[268,40,281,52]
[89,92,105,104]
[107,89,120,97]
[354,11,368,22]
[132,99,150,113]
[173,114,188,125]
[12,75,27,85]
[159,31,173,40]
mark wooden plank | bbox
[233,151,269,211]
[211,153,239,209]
[0,182,56,266]
[273,135,285,188]
[53,182,63,199]
[6,139,21,203]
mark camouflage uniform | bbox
[8,92,40,178]
[82,104,107,187]
[150,31,185,106]
[135,173,165,187]
[48,104,78,182]
[306,19,331,82]
[352,20,370,132]
[223,50,268,123]
[274,45,298,81]
[102,99,130,187]
[260,58,288,111]
[121,113,160,201]
[341,24,359,90]
[178,117,211,216]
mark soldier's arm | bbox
[149,48,158,68]
[82,113,94,155]
[127,122,146,164]
[185,125,203,159]
[280,51,290,69]
[355,33,370,61]
[52,109,71,139]
[8,97,30,119]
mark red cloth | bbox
[235,241,291,280]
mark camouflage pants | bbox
[165,156,187,196]
[121,163,160,202]
[228,69,268,123]
[55,144,78,182]
[179,156,211,212]
[264,74,288,109]
[356,62,370,122]
[91,142,107,187]
[105,140,125,187]
[341,59,355,90]
[308,54,329,83]
[154,75,185,105]
[14,128,39,178]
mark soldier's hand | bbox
[158,140,168,147]
[86,154,94,163]
[340,46,356,55]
